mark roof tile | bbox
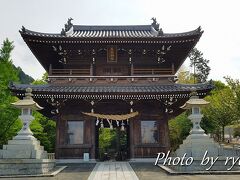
[9,83,213,94]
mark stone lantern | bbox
[11,87,43,141]
[0,88,55,175]
[175,91,220,159]
[181,91,209,136]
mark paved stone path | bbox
[88,162,139,180]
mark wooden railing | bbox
[51,69,91,76]
[133,68,173,75]
[50,68,173,76]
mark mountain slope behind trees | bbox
[14,66,34,84]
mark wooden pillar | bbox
[162,112,171,152]
[171,63,175,75]
[55,114,61,159]
[49,64,52,75]
[129,119,134,159]
[130,63,134,76]
[90,63,93,76]
[95,123,99,159]
[91,118,96,159]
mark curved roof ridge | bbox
[163,26,203,37]
[20,28,62,36]
[73,25,152,31]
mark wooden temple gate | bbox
[9,18,213,160]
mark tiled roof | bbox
[70,25,156,38]
[20,25,202,38]
[9,82,213,94]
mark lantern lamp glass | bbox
[192,107,200,114]
[22,108,29,115]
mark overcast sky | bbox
[0,0,239,81]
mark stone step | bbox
[3,144,44,151]
[8,139,41,146]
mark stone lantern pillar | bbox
[175,91,220,158]
[0,88,55,175]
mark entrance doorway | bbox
[96,126,129,161]
[82,110,138,160]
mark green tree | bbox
[0,39,22,147]
[177,66,195,84]
[200,81,226,136]
[224,77,240,120]
[30,73,56,152]
[0,39,55,152]
[0,39,14,62]
[0,39,19,86]
[211,80,227,92]
[99,128,117,159]
[169,112,192,150]
[203,86,237,142]
[188,48,211,83]
[30,112,56,152]
[31,72,48,85]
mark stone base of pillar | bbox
[175,134,220,158]
[0,136,55,175]
[0,159,55,175]
[0,137,48,159]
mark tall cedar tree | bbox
[188,48,211,83]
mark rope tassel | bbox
[121,120,125,131]
[100,119,104,129]
[96,117,99,126]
